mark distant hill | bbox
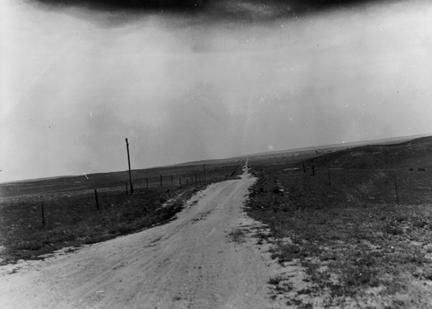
[1,134,429,198]
[304,135,432,169]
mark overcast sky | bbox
[1,0,432,182]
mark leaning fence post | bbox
[94,188,100,210]
[41,202,46,228]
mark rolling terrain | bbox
[1,135,431,308]
[247,136,432,307]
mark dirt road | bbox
[0,166,279,309]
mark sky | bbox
[1,0,432,182]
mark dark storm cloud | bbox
[31,0,396,19]
[34,0,209,11]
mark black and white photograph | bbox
[1,0,432,307]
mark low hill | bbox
[306,136,432,170]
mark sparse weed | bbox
[246,138,432,305]
[229,228,246,243]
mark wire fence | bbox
[255,165,432,210]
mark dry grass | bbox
[0,164,243,264]
[0,187,191,264]
[247,137,432,307]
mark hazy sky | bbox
[1,0,432,182]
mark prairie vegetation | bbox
[0,162,243,264]
[247,136,432,307]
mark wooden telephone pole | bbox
[125,138,134,194]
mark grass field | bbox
[0,161,244,264]
[247,136,432,308]
[2,134,431,307]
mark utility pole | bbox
[125,138,134,194]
